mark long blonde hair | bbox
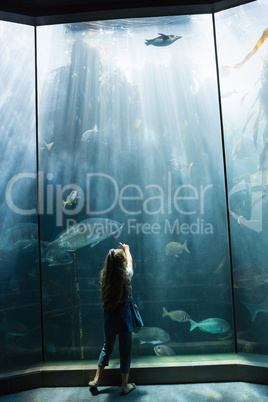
[100,248,131,311]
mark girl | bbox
[89,242,143,395]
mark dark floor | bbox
[1,382,268,401]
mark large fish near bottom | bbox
[47,218,123,252]
[132,327,170,344]
[154,344,176,356]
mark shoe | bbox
[121,383,136,395]
[88,380,99,388]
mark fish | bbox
[165,241,190,257]
[145,33,182,47]
[41,139,54,151]
[40,243,73,266]
[5,332,25,337]
[62,190,80,207]
[162,307,191,322]
[46,218,123,252]
[154,344,176,356]
[189,318,230,334]
[81,124,98,142]
[233,264,268,289]
[0,223,38,252]
[132,327,170,344]
[242,300,268,321]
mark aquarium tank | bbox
[0,0,268,375]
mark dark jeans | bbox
[98,330,132,373]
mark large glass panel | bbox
[37,14,234,364]
[0,21,41,373]
[216,0,268,358]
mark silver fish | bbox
[165,241,190,258]
[189,318,230,334]
[47,218,122,252]
[145,33,182,47]
[81,124,98,142]
[162,307,191,322]
[0,223,38,252]
[154,344,176,356]
[132,327,170,344]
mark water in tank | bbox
[216,0,268,358]
[0,0,268,374]
[36,14,234,364]
[0,21,41,372]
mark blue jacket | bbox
[104,295,138,334]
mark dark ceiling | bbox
[0,0,255,25]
